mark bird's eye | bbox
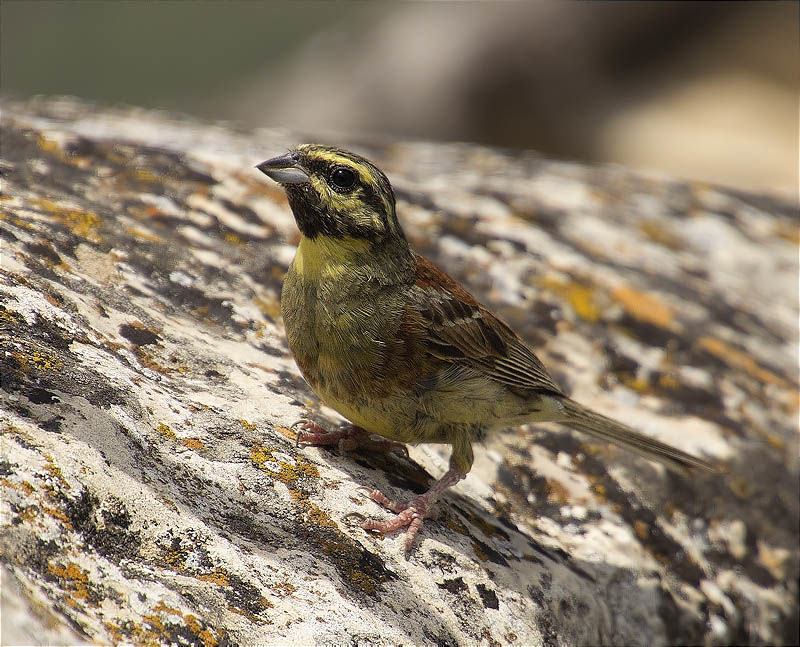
[330,167,357,191]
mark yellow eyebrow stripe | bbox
[304,149,377,187]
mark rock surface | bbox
[1,98,797,646]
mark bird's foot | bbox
[359,489,430,551]
[291,419,408,457]
[350,466,466,552]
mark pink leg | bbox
[360,465,466,551]
[291,419,408,456]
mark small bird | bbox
[257,145,715,551]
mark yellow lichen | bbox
[638,221,682,249]
[444,515,469,536]
[620,375,653,394]
[14,349,64,373]
[156,423,176,439]
[657,373,681,390]
[590,483,606,497]
[37,134,61,154]
[540,278,601,322]
[304,502,338,528]
[250,444,277,469]
[223,232,243,245]
[133,168,159,183]
[465,512,502,537]
[44,455,70,490]
[238,419,258,432]
[126,226,165,243]
[34,198,102,243]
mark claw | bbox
[342,512,367,524]
[289,419,331,448]
[291,419,306,447]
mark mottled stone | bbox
[1,98,797,646]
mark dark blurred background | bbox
[2,1,796,194]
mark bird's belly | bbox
[313,385,408,439]
[314,364,531,445]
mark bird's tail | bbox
[557,398,716,474]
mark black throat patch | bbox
[285,184,339,239]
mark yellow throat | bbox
[291,234,370,283]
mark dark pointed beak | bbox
[256,152,309,185]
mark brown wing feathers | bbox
[412,255,564,396]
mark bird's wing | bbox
[411,255,564,396]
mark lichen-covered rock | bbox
[1,97,797,646]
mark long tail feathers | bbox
[558,398,717,474]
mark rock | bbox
[1,97,797,646]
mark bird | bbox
[256,144,715,551]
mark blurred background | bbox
[2,1,796,195]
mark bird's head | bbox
[257,144,406,244]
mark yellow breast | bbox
[291,235,370,283]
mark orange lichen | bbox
[634,520,650,540]
[0,478,35,494]
[196,568,230,587]
[545,479,570,505]
[42,504,73,528]
[48,562,92,604]
[181,437,205,450]
[120,601,225,647]
[611,286,676,329]
[126,226,165,243]
[698,337,786,387]
[472,541,490,562]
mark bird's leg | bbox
[360,461,466,551]
[291,419,408,456]
[357,437,473,551]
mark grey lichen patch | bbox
[250,443,396,598]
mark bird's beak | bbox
[256,152,309,185]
